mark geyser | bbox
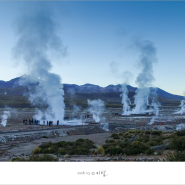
[12,5,67,124]
[174,99,185,115]
[87,99,105,122]
[1,111,11,127]
[121,84,131,115]
[131,38,159,118]
[109,62,132,116]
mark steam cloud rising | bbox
[120,71,132,115]
[132,38,159,119]
[87,99,105,122]
[12,5,67,124]
[67,88,82,118]
[1,111,11,127]
[121,83,131,115]
[176,123,185,131]
[109,62,132,115]
[174,99,185,115]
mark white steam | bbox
[1,111,11,127]
[121,84,131,115]
[148,88,160,125]
[148,116,155,125]
[12,5,67,124]
[132,38,159,116]
[101,122,109,131]
[120,71,132,115]
[109,62,132,115]
[132,88,150,114]
[72,105,80,115]
[87,99,105,122]
[176,123,185,131]
[65,120,88,126]
[174,99,185,115]
[150,88,160,115]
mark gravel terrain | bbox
[0,107,184,162]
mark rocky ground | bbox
[0,107,184,162]
[0,123,177,162]
[0,130,171,162]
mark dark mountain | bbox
[64,83,137,93]
[0,77,184,100]
[155,88,183,100]
[0,77,20,88]
[64,83,183,100]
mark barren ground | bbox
[0,107,184,162]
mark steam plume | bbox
[121,84,131,115]
[150,88,160,115]
[1,111,10,127]
[12,5,67,124]
[1,108,18,127]
[87,99,105,122]
[72,105,81,117]
[67,88,81,118]
[176,123,185,131]
[174,99,185,115]
[101,123,109,131]
[109,62,132,115]
[132,38,159,115]
[120,71,132,115]
[132,87,150,114]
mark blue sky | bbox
[0,1,185,95]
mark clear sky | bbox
[0,1,185,95]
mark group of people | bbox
[23,119,40,125]
[42,120,59,126]
[23,119,59,126]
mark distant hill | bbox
[0,77,184,100]
[0,77,20,88]
[63,83,137,93]
[64,84,183,100]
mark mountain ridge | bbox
[0,77,184,100]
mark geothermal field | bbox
[1,2,185,164]
[0,98,185,162]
